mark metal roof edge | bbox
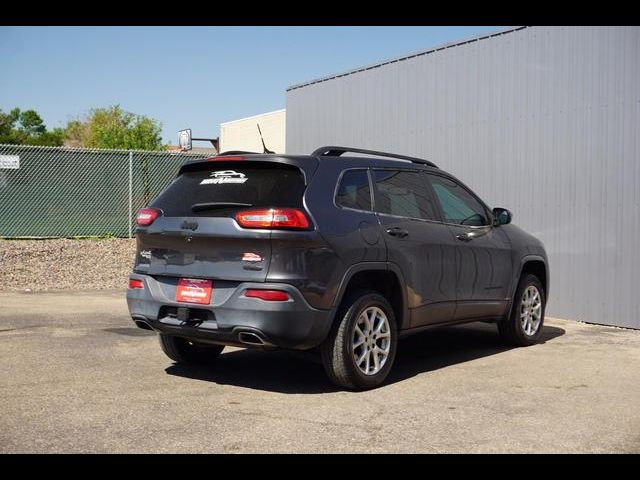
[220,108,286,127]
[286,26,528,92]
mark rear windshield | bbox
[151,162,306,217]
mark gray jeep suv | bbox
[127,146,549,390]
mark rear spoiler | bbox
[178,155,318,185]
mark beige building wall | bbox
[219,109,286,154]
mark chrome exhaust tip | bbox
[237,331,265,346]
[133,318,153,331]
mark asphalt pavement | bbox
[1,291,639,453]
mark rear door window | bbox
[335,169,372,211]
[151,162,306,217]
[372,169,439,220]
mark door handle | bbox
[456,232,475,242]
[386,227,409,238]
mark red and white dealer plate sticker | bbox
[176,278,213,305]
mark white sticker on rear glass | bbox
[200,170,248,185]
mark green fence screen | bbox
[0,144,206,237]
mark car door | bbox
[425,173,513,321]
[372,168,458,328]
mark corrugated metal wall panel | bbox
[286,26,640,329]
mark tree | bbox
[0,109,19,142]
[65,105,164,150]
[1,105,165,150]
[17,110,46,136]
[0,108,64,146]
[63,119,91,148]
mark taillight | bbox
[136,208,160,226]
[235,208,310,230]
[206,155,245,161]
[128,278,144,289]
[244,289,290,301]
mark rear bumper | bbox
[126,274,333,350]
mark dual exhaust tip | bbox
[237,331,265,346]
[133,317,267,347]
[134,319,153,331]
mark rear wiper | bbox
[191,202,253,212]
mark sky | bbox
[0,26,505,145]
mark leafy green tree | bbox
[18,110,46,136]
[63,119,91,148]
[27,128,66,146]
[1,105,165,150]
[67,105,165,150]
[0,108,21,143]
[0,108,64,146]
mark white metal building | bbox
[286,26,640,329]
[219,109,286,154]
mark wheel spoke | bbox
[364,311,373,332]
[375,345,388,358]
[356,349,368,366]
[372,349,380,371]
[374,315,384,333]
[371,312,380,333]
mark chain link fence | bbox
[0,144,207,238]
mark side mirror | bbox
[493,207,512,226]
[178,128,192,151]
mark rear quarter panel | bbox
[267,161,385,310]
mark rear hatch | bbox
[134,159,309,282]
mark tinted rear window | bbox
[151,162,305,217]
[336,169,372,211]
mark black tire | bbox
[320,289,398,391]
[158,334,224,364]
[498,274,546,346]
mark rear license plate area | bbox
[176,278,213,305]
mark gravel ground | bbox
[0,239,136,291]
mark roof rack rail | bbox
[311,146,437,168]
